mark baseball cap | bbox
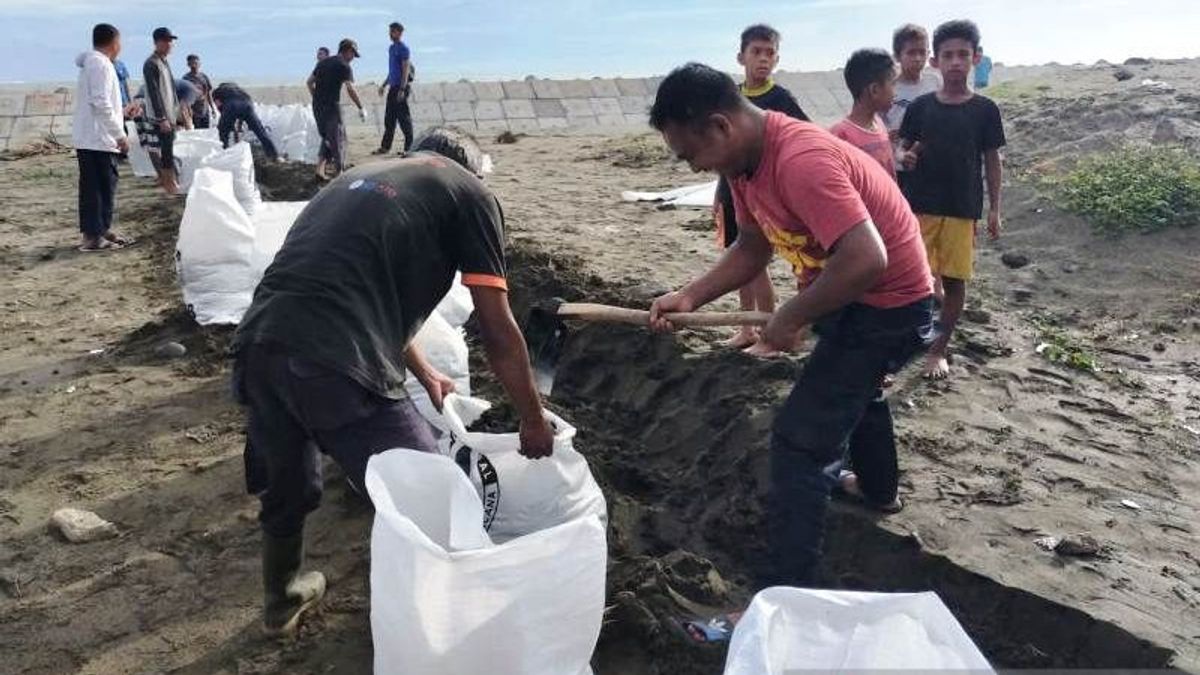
[338,38,360,57]
[152,27,178,42]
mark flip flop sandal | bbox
[78,240,125,253]
[681,612,742,644]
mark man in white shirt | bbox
[73,23,132,252]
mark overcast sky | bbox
[0,0,1196,85]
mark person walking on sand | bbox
[232,127,554,636]
[647,63,934,587]
[143,26,182,195]
[73,23,135,252]
[714,24,810,356]
[373,21,414,155]
[898,20,1006,379]
[307,38,367,180]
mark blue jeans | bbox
[218,99,278,160]
[765,297,934,587]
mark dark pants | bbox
[765,298,934,588]
[157,130,176,171]
[76,149,119,238]
[194,114,211,130]
[314,106,346,171]
[218,99,278,160]
[235,345,437,538]
[379,85,413,152]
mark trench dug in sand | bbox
[463,247,1178,674]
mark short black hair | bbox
[186,54,199,62]
[92,23,118,48]
[317,46,330,54]
[933,19,981,54]
[389,22,404,32]
[649,63,742,131]
[740,24,780,53]
[844,49,895,99]
[412,126,484,175]
[891,23,928,57]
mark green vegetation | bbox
[1049,146,1200,234]
[1033,320,1099,372]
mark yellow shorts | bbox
[918,214,976,281]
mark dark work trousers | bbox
[76,149,119,238]
[765,297,934,588]
[217,99,278,160]
[193,114,211,130]
[379,85,413,152]
[314,106,346,172]
[235,345,438,538]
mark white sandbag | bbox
[198,142,261,215]
[723,588,993,674]
[176,168,257,325]
[621,180,717,208]
[435,272,475,328]
[249,200,307,276]
[436,394,608,542]
[173,129,223,192]
[366,448,606,675]
[125,121,158,178]
[404,312,471,426]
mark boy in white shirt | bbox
[885,24,941,195]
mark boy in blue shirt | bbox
[374,21,414,154]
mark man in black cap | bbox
[233,126,555,636]
[306,38,366,180]
[144,26,181,194]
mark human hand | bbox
[888,128,900,143]
[649,291,696,333]
[418,368,457,412]
[987,210,1002,241]
[759,314,803,354]
[378,84,386,97]
[123,101,142,118]
[519,415,555,459]
[116,137,129,153]
[158,120,172,133]
[899,150,919,170]
[359,107,369,123]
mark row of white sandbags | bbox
[125,123,262,214]
[254,103,322,165]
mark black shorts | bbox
[157,130,176,170]
[715,177,739,248]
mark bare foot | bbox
[102,231,136,246]
[923,352,950,380]
[723,328,758,350]
[743,341,783,359]
[840,472,903,513]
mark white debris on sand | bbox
[50,508,118,543]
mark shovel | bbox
[525,298,771,395]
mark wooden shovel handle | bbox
[556,302,771,327]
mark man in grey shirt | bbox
[143,26,181,195]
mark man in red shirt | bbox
[649,63,935,587]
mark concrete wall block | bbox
[618,95,650,115]
[531,79,563,99]
[50,115,75,136]
[473,100,504,121]
[472,81,505,100]
[441,100,474,121]
[0,94,26,117]
[566,115,598,130]
[615,78,649,96]
[788,71,828,90]
[24,93,66,116]
[596,114,628,128]
[560,98,594,117]
[645,76,664,94]
[412,83,445,102]
[558,79,594,99]
[589,78,620,97]
[507,118,541,133]
[532,99,566,118]
[476,119,510,133]
[442,82,476,102]
[819,70,845,90]
[624,113,648,127]
[0,116,13,138]
[501,80,534,99]
[450,119,478,133]
[411,101,444,124]
[501,98,536,119]
[10,115,54,140]
[589,97,622,117]
[538,117,569,129]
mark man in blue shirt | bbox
[373,21,414,154]
[974,45,994,89]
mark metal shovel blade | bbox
[524,298,569,396]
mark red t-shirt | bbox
[829,116,897,178]
[731,112,932,308]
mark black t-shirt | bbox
[232,154,507,398]
[212,82,250,106]
[747,83,810,122]
[312,57,354,114]
[899,93,1006,219]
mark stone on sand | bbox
[51,508,118,543]
[155,341,187,358]
[1113,68,1135,82]
[1055,533,1102,557]
[1001,252,1031,269]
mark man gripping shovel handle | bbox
[525,297,771,395]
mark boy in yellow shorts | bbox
[899,19,1005,378]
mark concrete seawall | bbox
[0,65,1053,150]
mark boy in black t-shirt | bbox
[899,19,1005,379]
[715,24,810,355]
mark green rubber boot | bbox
[262,532,326,637]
